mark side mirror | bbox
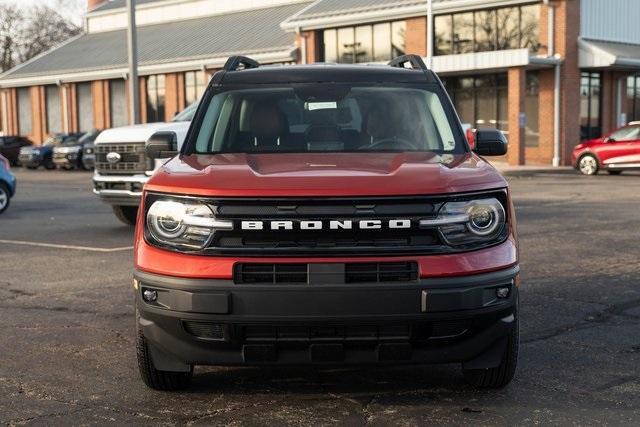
[473,129,508,156]
[146,131,178,159]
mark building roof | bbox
[0,2,309,87]
[281,0,537,30]
[282,0,428,30]
[91,0,164,13]
[579,38,640,69]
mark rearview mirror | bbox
[473,129,508,156]
[146,131,178,159]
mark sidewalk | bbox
[489,161,576,177]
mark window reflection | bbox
[453,12,474,54]
[355,26,372,63]
[435,4,540,56]
[434,15,452,55]
[475,10,496,52]
[525,72,539,147]
[580,72,602,140]
[323,29,337,62]
[442,74,509,134]
[322,21,407,63]
[497,7,519,50]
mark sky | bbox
[0,0,86,25]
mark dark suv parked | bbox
[19,133,83,169]
[0,136,33,166]
[53,129,102,170]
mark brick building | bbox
[1,0,640,166]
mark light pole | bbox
[126,0,140,124]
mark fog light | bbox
[496,287,510,298]
[142,288,158,302]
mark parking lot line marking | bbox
[0,239,133,253]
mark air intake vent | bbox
[182,321,225,340]
[234,262,418,285]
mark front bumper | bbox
[53,154,79,168]
[135,265,519,368]
[19,154,41,167]
[93,173,149,206]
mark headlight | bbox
[146,199,233,250]
[85,148,94,154]
[420,198,506,246]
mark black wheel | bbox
[136,311,193,391]
[44,159,56,170]
[0,183,10,214]
[112,205,138,226]
[26,165,38,170]
[577,154,599,175]
[462,315,519,388]
[607,170,622,175]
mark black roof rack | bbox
[388,54,428,71]
[223,56,260,71]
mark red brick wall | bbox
[526,69,555,164]
[406,17,427,56]
[507,68,526,165]
[556,0,581,165]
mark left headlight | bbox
[420,197,506,246]
[146,199,233,250]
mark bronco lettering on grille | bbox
[240,219,412,231]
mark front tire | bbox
[578,154,599,175]
[0,183,10,214]
[112,205,138,226]
[136,311,193,391]
[462,315,519,388]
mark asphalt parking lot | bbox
[1,168,640,425]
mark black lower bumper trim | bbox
[135,265,519,367]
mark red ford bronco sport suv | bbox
[134,55,519,391]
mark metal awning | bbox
[579,38,640,69]
[429,49,560,76]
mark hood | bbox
[146,152,507,197]
[95,121,191,145]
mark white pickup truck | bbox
[93,103,196,225]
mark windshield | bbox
[172,102,198,122]
[192,85,464,154]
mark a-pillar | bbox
[508,67,526,166]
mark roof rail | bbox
[223,56,260,72]
[388,55,428,71]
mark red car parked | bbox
[573,122,640,175]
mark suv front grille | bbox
[95,143,148,174]
[234,262,419,284]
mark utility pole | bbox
[426,0,433,68]
[126,0,140,124]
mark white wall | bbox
[581,0,640,44]
[87,0,304,33]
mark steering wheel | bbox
[359,137,418,151]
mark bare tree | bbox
[0,1,82,73]
[0,4,23,72]
[19,4,82,63]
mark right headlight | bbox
[420,198,506,246]
[146,198,233,250]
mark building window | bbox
[580,72,601,140]
[17,87,32,136]
[322,21,406,63]
[184,70,207,106]
[45,85,61,134]
[525,71,540,147]
[442,74,508,133]
[146,74,165,122]
[626,74,640,122]
[109,79,127,128]
[76,82,93,132]
[434,4,540,56]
